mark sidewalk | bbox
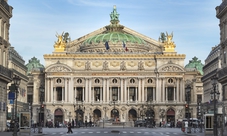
[0,132,44,136]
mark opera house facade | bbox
[30,6,203,126]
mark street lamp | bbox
[185,85,191,133]
[75,98,84,128]
[112,99,117,122]
[211,76,220,136]
[38,85,45,133]
[146,97,154,127]
[12,75,21,136]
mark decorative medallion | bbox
[75,61,85,67]
[145,61,154,67]
[93,61,102,67]
[110,61,120,67]
[127,61,136,67]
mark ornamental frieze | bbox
[92,61,102,67]
[127,61,136,67]
[145,61,155,67]
[75,61,85,67]
[110,61,120,67]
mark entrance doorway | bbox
[93,109,101,123]
[166,108,175,127]
[54,108,63,127]
[111,109,119,122]
[128,109,137,121]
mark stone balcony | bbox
[0,65,13,82]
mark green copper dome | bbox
[83,31,146,45]
[185,56,204,75]
[80,6,150,53]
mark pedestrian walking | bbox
[72,119,74,128]
[67,122,73,133]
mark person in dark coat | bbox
[72,119,74,128]
[67,122,73,133]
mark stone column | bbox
[142,78,145,102]
[89,78,92,102]
[50,78,53,102]
[138,78,141,102]
[174,86,176,101]
[65,78,68,102]
[162,79,165,102]
[106,78,109,102]
[70,77,73,103]
[124,79,127,102]
[135,87,138,102]
[100,86,103,102]
[83,86,85,101]
[165,87,168,101]
[127,86,129,102]
[176,78,179,102]
[110,86,112,101]
[182,78,185,102]
[120,78,123,102]
[153,87,156,101]
[118,86,120,101]
[47,78,50,102]
[103,78,106,102]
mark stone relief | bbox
[177,108,183,119]
[93,61,102,67]
[75,61,85,67]
[49,66,70,72]
[145,61,154,67]
[161,65,183,72]
[102,61,109,70]
[110,61,120,67]
[120,61,127,71]
[138,61,145,70]
[85,61,91,70]
[127,61,136,67]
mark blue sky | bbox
[8,0,221,66]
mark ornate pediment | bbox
[48,66,71,72]
[158,65,184,72]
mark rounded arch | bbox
[166,108,176,126]
[93,109,101,123]
[111,108,119,122]
[54,108,64,126]
[128,109,137,121]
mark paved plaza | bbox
[1,127,227,136]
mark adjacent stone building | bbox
[216,0,227,125]
[0,0,13,131]
[7,47,29,123]
[28,6,204,127]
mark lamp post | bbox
[112,99,117,122]
[185,85,191,133]
[75,98,84,128]
[12,75,21,136]
[38,85,45,133]
[211,76,220,136]
[147,97,153,128]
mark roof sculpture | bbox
[25,57,44,75]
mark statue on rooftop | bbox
[110,5,119,22]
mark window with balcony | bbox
[129,87,135,101]
[94,87,100,101]
[76,87,83,101]
[167,87,174,101]
[56,87,63,101]
[112,87,118,101]
[147,87,153,101]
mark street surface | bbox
[0,127,209,136]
